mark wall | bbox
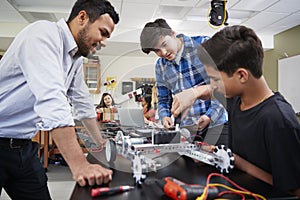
[91,54,158,106]
[263,25,300,91]
[263,25,300,121]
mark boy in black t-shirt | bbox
[172,25,300,197]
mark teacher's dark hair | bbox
[67,0,119,24]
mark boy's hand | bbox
[162,116,174,129]
[171,87,197,119]
[171,85,212,119]
[197,115,211,131]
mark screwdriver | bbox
[91,185,135,197]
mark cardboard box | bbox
[102,108,114,121]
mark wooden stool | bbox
[35,128,89,169]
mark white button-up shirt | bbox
[0,19,96,139]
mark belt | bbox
[0,138,32,149]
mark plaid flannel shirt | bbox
[155,34,228,127]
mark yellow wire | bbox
[195,183,266,200]
[195,186,208,200]
[211,183,266,200]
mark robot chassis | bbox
[105,128,235,185]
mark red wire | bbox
[204,173,259,200]
[188,134,212,150]
[197,141,211,147]
[189,134,204,141]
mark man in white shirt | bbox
[0,0,119,199]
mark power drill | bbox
[156,177,218,200]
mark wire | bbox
[196,141,211,147]
[210,183,265,200]
[218,190,246,199]
[188,133,203,141]
[195,173,266,200]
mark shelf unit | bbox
[83,60,100,94]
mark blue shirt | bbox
[0,19,96,139]
[155,34,227,127]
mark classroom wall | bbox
[263,25,300,121]
[263,25,300,91]
[90,54,157,106]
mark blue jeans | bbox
[0,141,51,200]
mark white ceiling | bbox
[0,0,300,55]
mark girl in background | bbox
[142,94,157,124]
[142,84,159,125]
[96,92,115,121]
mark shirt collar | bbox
[56,19,78,57]
[174,40,184,65]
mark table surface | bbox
[70,150,298,200]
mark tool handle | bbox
[164,177,219,200]
[184,185,219,200]
[91,186,131,197]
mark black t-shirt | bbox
[227,92,300,191]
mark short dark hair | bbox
[67,0,119,24]
[140,18,172,54]
[198,25,264,78]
